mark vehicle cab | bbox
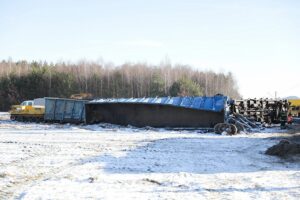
[21,101,34,106]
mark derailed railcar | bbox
[232,98,289,124]
[44,98,88,123]
[85,95,229,128]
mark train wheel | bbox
[219,123,229,133]
[227,124,238,135]
[214,123,223,134]
[215,123,238,135]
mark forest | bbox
[0,59,241,111]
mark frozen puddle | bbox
[0,119,299,199]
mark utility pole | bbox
[275,91,277,99]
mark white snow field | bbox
[0,112,300,199]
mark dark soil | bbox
[266,139,300,157]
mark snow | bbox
[0,112,300,199]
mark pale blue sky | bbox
[1,0,299,98]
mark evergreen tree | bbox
[169,77,203,96]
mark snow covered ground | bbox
[0,112,300,199]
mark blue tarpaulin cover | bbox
[89,95,228,112]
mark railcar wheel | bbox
[214,123,223,134]
[219,123,229,133]
[227,124,238,135]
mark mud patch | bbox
[266,139,300,157]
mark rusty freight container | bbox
[85,95,229,128]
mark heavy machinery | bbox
[9,98,45,122]
[70,93,93,100]
[9,97,87,123]
[288,99,300,117]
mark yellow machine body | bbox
[9,100,45,121]
[288,99,300,117]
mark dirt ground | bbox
[265,123,300,157]
[287,123,300,143]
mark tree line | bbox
[0,59,241,111]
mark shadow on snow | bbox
[77,135,300,174]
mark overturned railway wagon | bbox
[233,98,289,124]
[85,95,229,128]
[44,98,88,123]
